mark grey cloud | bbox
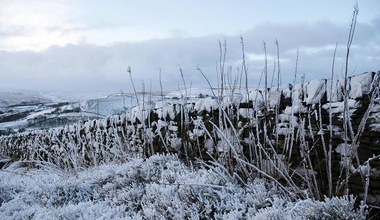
[242,20,376,53]
[0,18,378,93]
[237,18,379,82]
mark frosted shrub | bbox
[39,182,96,207]
[137,154,185,182]
[252,206,286,220]
[246,179,276,210]
[0,185,19,206]
[287,195,366,220]
[0,155,368,219]
[314,195,366,220]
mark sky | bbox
[0,0,379,93]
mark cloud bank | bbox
[0,18,379,93]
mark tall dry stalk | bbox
[327,42,338,198]
[338,4,359,195]
[240,36,249,104]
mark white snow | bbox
[0,91,51,107]
[194,97,218,112]
[278,113,299,123]
[0,155,366,219]
[248,90,265,108]
[322,99,359,113]
[305,79,326,105]
[349,72,374,99]
[280,84,292,99]
[267,89,281,108]
[284,105,307,115]
[335,143,352,157]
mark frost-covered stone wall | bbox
[1,71,380,207]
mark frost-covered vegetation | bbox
[0,155,366,219]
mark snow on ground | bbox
[0,91,128,132]
[0,120,28,131]
[0,91,51,108]
[0,155,366,220]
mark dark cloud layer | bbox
[0,18,379,93]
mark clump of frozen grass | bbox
[0,155,366,219]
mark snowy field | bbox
[0,155,365,219]
[0,91,134,133]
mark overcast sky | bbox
[0,0,379,93]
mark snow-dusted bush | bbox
[0,155,366,219]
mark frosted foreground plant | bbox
[0,155,366,219]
